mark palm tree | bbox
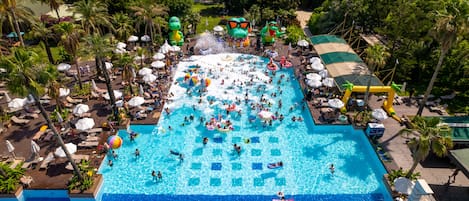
[82,34,119,121]
[36,0,63,19]
[111,12,134,42]
[54,22,84,88]
[72,0,114,36]
[115,53,136,95]
[363,44,390,106]
[30,22,55,64]
[417,0,469,116]
[0,48,83,180]
[130,2,168,42]
[1,0,35,47]
[398,116,453,177]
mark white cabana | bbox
[128,35,139,42]
[143,74,157,83]
[57,63,71,71]
[75,118,95,131]
[54,143,77,158]
[103,90,123,100]
[152,53,165,60]
[138,67,152,76]
[151,61,165,69]
[59,88,70,97]
[128,96,145,107]
[8,98,27,109]
[72,104,89,115]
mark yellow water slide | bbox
[341,82,402,122]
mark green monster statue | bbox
[260,21,285,45]
[168,16,184,46]
[226,17,250,47]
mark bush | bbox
[0,163,25,194]
[68,160,95,192]
[284,25,304,46]
[72,83,92,97]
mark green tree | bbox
[398,116,453,177]
[36,0,63,19]
[115,53,136,95]
[72,0,114,36]
[29,22,55,64]
[1,0,33,46]
[130,2,168,43]
[55,22,84,88]
[158,0,192,17]
[417,0,469,116]
[82,34,119,120]
[0,48,83,180]
[363,44,390,106]
[111,12,134,42]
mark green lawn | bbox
[192,3,235,34]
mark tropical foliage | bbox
[0,162,24,194]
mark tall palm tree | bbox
[130,2,168,43]
[417,0,469,116]
[0,48,83,180]
[36,0,63,19]
[363,44,390,106]
[30,22,55,64]
[398,116,453,177]
[54,22,84,88]
[115,53,136,95]
[1,0,34,46]
[82,34,119,121]
[111,12,134,42]
[72,0,113,36]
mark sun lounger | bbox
[72,154,90,163]
[39,153,54,170]
[86,136,100,142]
[66,96,83,104]
[9,157,25,169]
[11,116,30,125]
[6,107,23,114]
[19,113,39,119]
[86,128,103,134]
[33,128,51,140]
[78,141,99,148]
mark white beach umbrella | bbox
[322,78,335,88]
[6,140,15,158]
[394,177,415,195]
[151,61,165,69]
[4,92,11,102]
[131,67,137,78]
[139,84,144,96]
[105,62,113,70]
[318,69,329,78]
[116,100,124,107]
[114,48,126,54]
[103,90,123,100]
[213,25,224,32]
[297,39,309,47]
[73,104,89,115]
[309,57,321,64]
[31,140,40,156]
[306,79,322,88]
[59,88,70,97]
[116,42,127,49]
[134,55,144,61]
[57,63,71,71]
[128,35,139,42]
[372,108,389,121]
[75,117,95,131]
[306,73,322,81]
[8,98,27,109]
[143,74,157,83]
[128,96,145,107]
[311,62,325,71]
[159,40,172,54]
[56,111,63,123]
[152,53,165,60]
[138,67,152,76]
[54,143,77,158]
[141,35,151,42]
[171,45,181,52]
[91,79,97,91]
[328,98,345,109]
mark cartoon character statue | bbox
[260,21,285,45]
[226,17,250,47]
[168,16,184,46]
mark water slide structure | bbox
[341,81,402,122]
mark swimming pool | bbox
[98,53,392,201]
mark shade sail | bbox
[320,52,364,65]
[450,148,469,179]
[313,43,356,55]
[310,35,347,45]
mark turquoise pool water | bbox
[98,54,391,201]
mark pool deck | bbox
[0,36,468,201]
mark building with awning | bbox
[310,35,383,91]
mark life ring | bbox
[277,191,285,197]
[206,125,215,131]
[217,127,232,133]
[282,61,293,68]
[226,104,236,111]
[267,63,278,71]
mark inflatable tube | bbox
[267,63,278,71]
[226,104,237,111]
[268,163,283,169]
[217,127,232,133]
[206,125,215,130]
[282,61,292,68]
